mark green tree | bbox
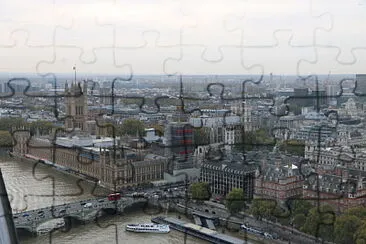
[28,120,55,135]
[0,117,26,131]
[254,129,275,145]
[250,199,277,220]
[0,130,13,147]
[292,213,306,229]
[346,207,366,220]
[116,119,145,137]
[150,124,164,137]
[189,182,210,201]
[279,140,305,156]
[301,205,336,242]
[288,103,302,115]
[236,129,275,151]
[225,188,245,214]
[355,223,366,244]
[193,127,210,146]
[290,199,313,216]
[334,215,363,244]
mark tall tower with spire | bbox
[64,81,88,132]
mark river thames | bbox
[0,151,209,243]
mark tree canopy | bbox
[0,117,26,131]
[289,199,313,216]
[28,120,56,135]
[279,140,305,156]
[0,130,13,147]
[334,215,363,244]
[193,127,210,146]
[115,119,145,137]
[250,199,277,220]
[225,188,245,214]
[301,205,336,242]
[189,182,211,201]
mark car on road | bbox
[38,211,45,218]
[264,232,274,239]
[84,202,92,208]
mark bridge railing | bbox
[13,196,143,227]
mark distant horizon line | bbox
[0,72,361,77]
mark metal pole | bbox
[74,65,76,83]
[0,169,19,244]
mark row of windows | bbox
[135,165,163,174]
[201,178,245,188]
[75,106,84,115]
[201,173,245,180]
[259,183,303,191]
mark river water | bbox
[0,152,209,243]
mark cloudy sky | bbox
[0,0,365,76]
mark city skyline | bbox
[0,0,365,75]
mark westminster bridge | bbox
[12,196,147,234]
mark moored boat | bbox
[125,223,170,233]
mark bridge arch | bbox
[16,226,33,233]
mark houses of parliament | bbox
[12,81,168,191]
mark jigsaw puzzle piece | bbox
[88,77,149,116]
[0,31,54,74]
[114,32,181,76]
[164,46,264,77]
[0,0,64,47]
[0,22,18,47]
[3,75,65,120]
[11,126,107,204]
[179,0,246,62]
[283,75,327,115]
[354,68,366,97]
[312,0,366,63]
[94,218,119,244]
[301,204,336,242]
[242,31,317,77]
[1,179,29,213]
[297,47,366,77]
[97,0,195,48]
[36,47,133,80]
[54,9,114,64]
[225,0,332,47]
[0,78,30,100]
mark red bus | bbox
[108,193,121,201]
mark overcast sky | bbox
[0,0,365,76]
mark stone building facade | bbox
[64,81,88,132]
[12,130,167,190]
[200,153,257,200]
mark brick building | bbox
[303,166,366,212]
[255,163,304,201]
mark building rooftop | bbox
[55,136,116,148]
[262,163,301,182]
